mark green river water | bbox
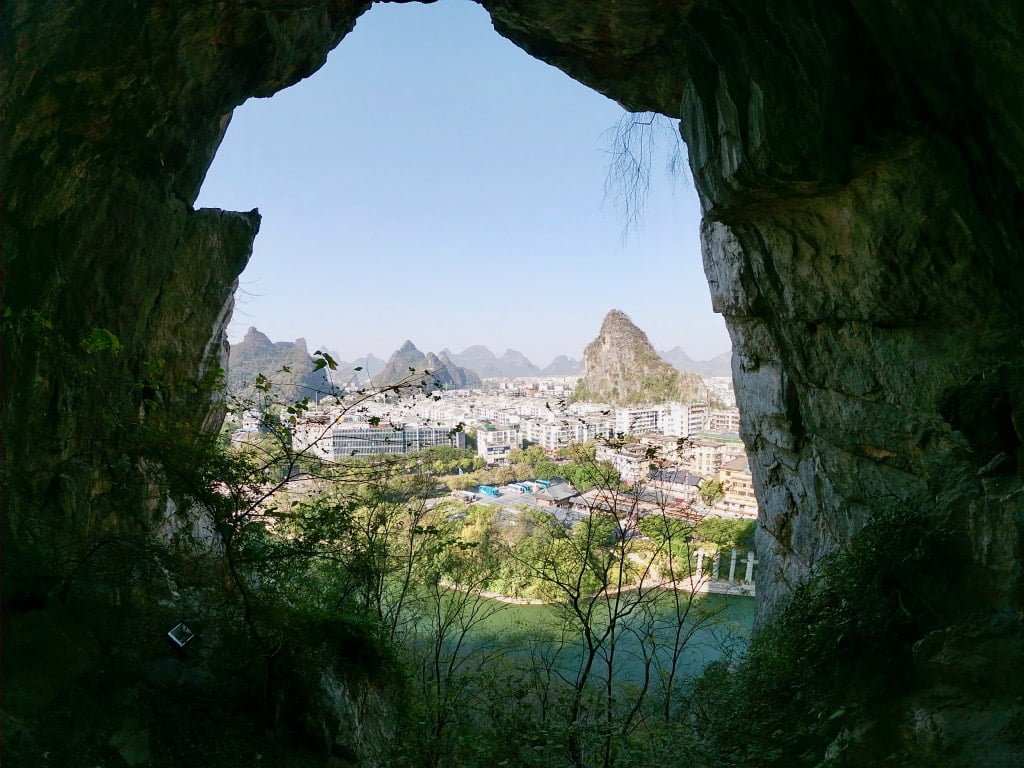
[455,593,756,684]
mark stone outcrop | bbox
[575,310,705,405]
[5,0,1024,763]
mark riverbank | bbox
[442,573,754,606]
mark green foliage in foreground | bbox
[693,508,964,767]
[3,332,750,768]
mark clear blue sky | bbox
[196,0,729,367]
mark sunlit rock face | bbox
[4,0,1023,761]
[575,309,705,405]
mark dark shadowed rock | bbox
[5,1,1024,763]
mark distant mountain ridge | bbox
[375,341,481,392]
[228,327,332,401]
[232,331,719,393]
[321,351,386,386]
[442,345,582,378]
[541,355,583,376]
[574,310,706,405]
[442,346,540,378]
[659,346,732,377]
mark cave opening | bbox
[195,0,728,370]
[5,1,1024,764]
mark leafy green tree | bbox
[511,462,533,482]
[698,477,725,506]
[510,444,560,479]
[694,517,756,551]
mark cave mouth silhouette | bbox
[4,3,1024,761]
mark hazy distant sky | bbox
[196,0,729,367]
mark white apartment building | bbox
[596,443,651,484]
[475,406,521,427]
[614,402,718,439]
[239,408,265,433]
[477,425,523,465]
[614,405,666,435]
[291,412,335,461]
[708,408,741,433]
[662,403,709,437]
[524,418,613,454]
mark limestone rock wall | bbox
[2,0,373,599]
[674,1,1024,619]
[575,309,706,405]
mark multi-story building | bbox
[476,406,520,427]
[717,456,758,518]
[708,408,741,433]
[648,469,703,503]
[614,405,666,435]
[292,413,464,461]
[291,412,335,461]
[331,423,464,459]
[662,402,709,437]
[614,402,716,439]
[596,443,651,484]
[477,425,522,465]
[683,432,746,476]
[524,418,614,454]
[239,408,265,433]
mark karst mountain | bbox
[374,341,482,392]
[574,310,706,405]
[228,327,333,401]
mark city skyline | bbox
[196,0,730,364]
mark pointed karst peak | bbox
[574,309,703,406]
[597,310,652,346]
[242,326,273,346]
[398,340,420,354]
[601,309,636,331]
